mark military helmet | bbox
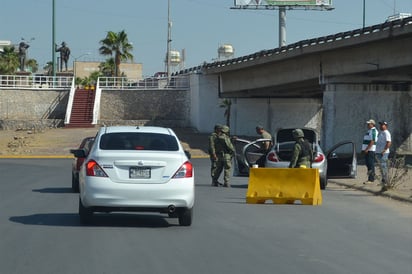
[292,128,304,138]
[221,125,230,134]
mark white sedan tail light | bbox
[172,161,193,178]
[86,160,108,177]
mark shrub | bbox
[378,155,409,189]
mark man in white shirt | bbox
[362,119,378,183]
[376,121,392,191]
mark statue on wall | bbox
[55,41,71,72]
[18,41,30,72]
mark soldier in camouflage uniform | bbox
[289,129,313,168]
[209,124,222,186]
[212,125,235,187]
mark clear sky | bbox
[1,0,411,77]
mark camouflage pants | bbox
[210,157,217,179]
[212,154,232,183]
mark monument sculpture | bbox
[18,42,30,72]
[55,41,71,72]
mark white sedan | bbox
[72,126,194,226]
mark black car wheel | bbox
[320,176,327,190]
[71,173,79,193]
[178,208,193,226]
[79,198,93,224]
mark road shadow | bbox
[32,187,73,194]
[231,184,248,189]
[195,183,248,189]
[9,213,176,228]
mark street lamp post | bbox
[52,0,56,77]
[73,53,91,79]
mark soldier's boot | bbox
[211,180,219,187]
[223,182,230,188]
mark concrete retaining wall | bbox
[0,89,69,129]
[0,89,69,119]
[98,89,191,127]
[0,88,191,129]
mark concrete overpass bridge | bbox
[202,17,412,98]
[184,17,412,155]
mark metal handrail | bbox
[0,75,73,89]
[0,74,190,90]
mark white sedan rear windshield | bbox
[100,132,179,151]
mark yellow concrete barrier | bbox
[246,168,322,205]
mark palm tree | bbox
[220,98,232,128]
[0,46,19,74]
[99,30,133,77]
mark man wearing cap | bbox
[362,119,378,183]
[376,121,392,191]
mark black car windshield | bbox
[100,132,179,151]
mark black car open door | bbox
[233,138,252,176]
[326,141,357,179]
[233,138,271,177]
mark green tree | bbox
[99,30,133,77]
[89,71,102,84]
[76,71,102,87]
[99,58,115,76]
[0,46,19,74]
[26,59,38,73]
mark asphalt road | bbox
[0,158,411,274]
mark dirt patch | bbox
[0,127,210,157]
[0,127,99,156]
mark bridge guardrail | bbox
[98,76,189,90]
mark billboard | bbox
[234,0,332,6]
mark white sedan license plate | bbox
[129,167,151,179]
